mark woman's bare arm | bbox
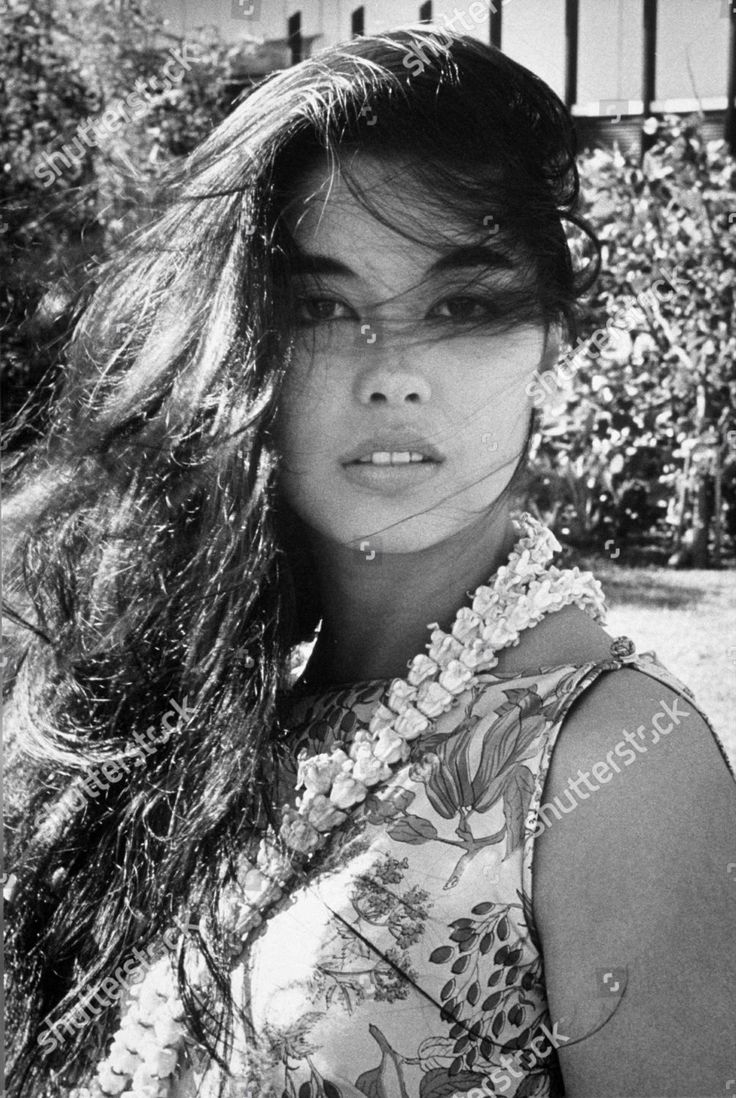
[533,667,736,1097]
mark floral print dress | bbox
[178,642,734,1098]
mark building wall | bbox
[157,0,730,110]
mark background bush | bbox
[523,118,736,565]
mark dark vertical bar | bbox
[288,11,302,65]
[419,1,432,22]
[642,0,657,112]
[490,0,502,48]
[727,2,736,153]
[564,0,579,110]
[351,6,365,37]
[641,0,658,156]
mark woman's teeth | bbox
[355,451,430,465]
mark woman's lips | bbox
[341,437,445,465]
[341,457,442,494]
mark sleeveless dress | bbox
[174,640,735,1098]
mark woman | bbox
[4,26,735,1098]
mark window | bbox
[419,1,432,21]
[287,11,302,65]
[351,6,365,37]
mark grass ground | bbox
[575,555,736,767]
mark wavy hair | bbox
[3,27,598,1096]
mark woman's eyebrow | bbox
[290,252,357,277]
[429,245,514,273]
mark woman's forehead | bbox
[285,154,508,279]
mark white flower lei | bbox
[68,512,607,1098]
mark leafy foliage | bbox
[1,0,236,446]
[523,115,736,562]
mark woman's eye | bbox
[295,297,354,323]
[430,296,497,322]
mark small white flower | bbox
[407,653,439,686]
[242,868,268,898]
[451,607,482,644]
[96,1064,129,1095]
[279,806,322,854]
[305,793,348,832]
[138,1037,178,1077]
[117,1019,146,1049]
[372,727,410,765]
[108,1040,143,1075]
[368,702,398,734]
[507,604,533,632]
[130,1063,164,1097]
[427,632,464,667]
[471,584,498,616]
[458,638,494,670]
[415,681,454,718]
[394,705,429,741]
[349,728,374,758]
[153,1012,187,1046]
[351,743,392,786]
[166,995,186,1022]
[296,751,340,795]
[438,659,473,695]
[329,770,369,809]
[481,618,518,648]
[138,978,172,1018]
[387,679,418,713]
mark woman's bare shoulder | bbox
[495,603,615,674]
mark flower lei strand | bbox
[69,512,607,1098]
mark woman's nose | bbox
[354,362,432,407]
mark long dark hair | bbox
[3,27,598,1096]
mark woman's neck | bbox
[300,504,519,688]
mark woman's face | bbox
[274,155,555,554]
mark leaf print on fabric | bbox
[355,1024,411,1098]
[502,765,536,858]
[470,689,548,812]
[261,1010,326,1069]
[319,853,432,999]
[297,1057,347,1098]
[401,747,506,889]
[412,1035,457,1071]
[387,815,439,844]
[392,684,551,885]
[428,900,547,1075]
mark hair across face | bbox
[273,152,553,552]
